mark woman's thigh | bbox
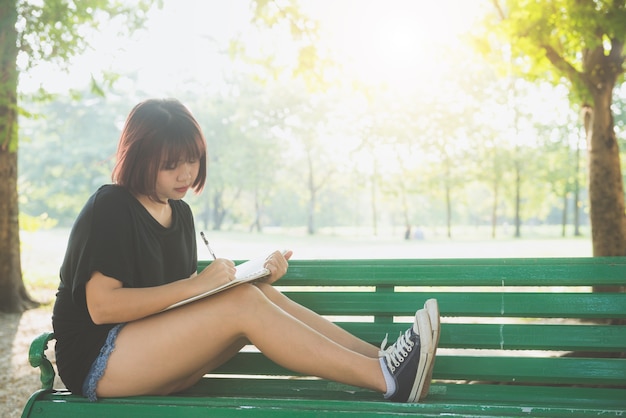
[95,286,260,397]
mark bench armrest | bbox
[28,332,56,391]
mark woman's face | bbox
[155,158,201,201]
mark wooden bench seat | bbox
[21,257,626,417]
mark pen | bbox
[200,231,217,260]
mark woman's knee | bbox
[215,283,271,310]
[233,282,266,298]
[254,282,284,302]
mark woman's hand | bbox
[262,250,293,285]
[193,258,237,294]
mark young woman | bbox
[52,98,440,404]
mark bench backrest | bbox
[199,257,626,387]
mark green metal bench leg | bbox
[28,332,56,391]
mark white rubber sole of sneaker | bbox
[425,299,440,346]
[406,309,434,403]
[419,299,440,400]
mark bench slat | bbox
[187,378,626,409]
[24,382,626,418]
[212,352,626,386]
[285,291,626,318]
[436,355,626,385]
[336,322,626,352]
[286,257,626,287]
[199,257,626,287]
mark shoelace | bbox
[380,329,416,372]
[378,331,408,356]
[378,333,395,356]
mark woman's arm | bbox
[85,258,236,324]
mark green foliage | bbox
[247,0,332,91]
[16,0,159,70]
[1,0,162,154]
[18,93,129,225]
[484,0,626,103]
[19,212,57,231]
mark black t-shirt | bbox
[52,185,197,393]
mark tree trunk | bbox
[574,132,582,237]
[561,193,568,238]
[445,183,452,239]
[249,190,263,233]
[400,180,411,240]
[586,115,626,293]
[444,158,452,239]
[200,193,211,231]
[579,42,626,258]
[370,161,378,237]
[585,87,626,258]
[514,160,521,238]
[306,150,316,235]
[491,178,499,239]
[0,150,38,312]
[212,192,226,231]
[581,48,626,295]
[0,0,38,312]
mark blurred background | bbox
[12,0,626,282]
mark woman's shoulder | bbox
[93,184,132,201]
[69,185,135,241]
[88,185,136,218]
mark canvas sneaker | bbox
[380,308,434,403]
[419,299,440,400]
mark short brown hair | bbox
[112,99,207,201]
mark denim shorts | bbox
[82,323,125,401]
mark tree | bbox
[19,94,130,226]
[0,0,157,313]
[486,0,626,256]
[284,96,336,235]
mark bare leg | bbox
[255,282,379,357]
[96,283,387,398]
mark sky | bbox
[21,1,251,94]
[309,0,486,89]
[19,0,488,97]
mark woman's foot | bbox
[379,308,434,403]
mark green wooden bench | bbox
[21,257,626,417]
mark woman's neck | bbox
[135,194,172,228]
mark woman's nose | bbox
[178,163,193,180]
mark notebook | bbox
[163,252,279,311]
